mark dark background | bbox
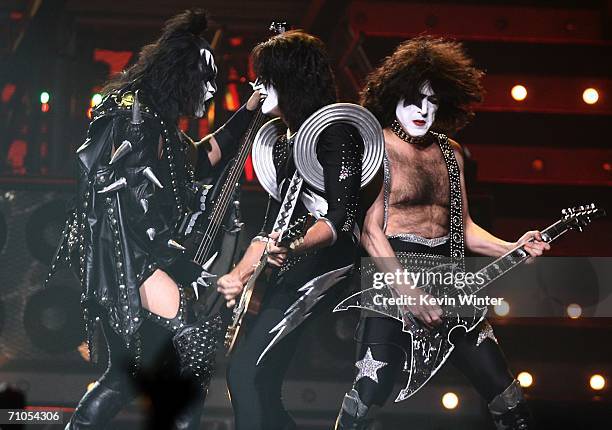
[0,1,611,429]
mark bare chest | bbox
[386,142,450,208]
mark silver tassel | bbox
[131,90,144,125]
[143,167,163,188]
[97,177,127,194]
[146,228,156,241]
[109,140,132,164]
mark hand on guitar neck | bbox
[511,230,551,262]
[217,217,334,307]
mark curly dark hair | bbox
[102,9,212,121]
[251,30,337,131]
[361,36,484,135]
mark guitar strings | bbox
[194,109,264,263]
[193,109,266,264]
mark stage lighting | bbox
[566,303,582,319]
[493,300,510,316]
[590,374,606,391]
[582,88,599,105]
[91,93,103,107]
[517,371,534,388]
[511,85,527,101]
[442,392,459,410]
[87,382,97,392]
[40,91,50,104]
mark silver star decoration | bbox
[355,347,388,384]
[476,320,498,347]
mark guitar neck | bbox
[194,109,266,265]
[464,218,569,296]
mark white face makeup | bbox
[395,81,439,137]
[195,48,218,118]
[260,84,280,116]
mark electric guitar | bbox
[224,214,313,354]
[335,204,606,401]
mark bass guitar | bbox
[173,107,268,313]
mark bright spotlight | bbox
[442,392,459,410]
[582,88,599,105]
[511,85,527,101]
[517,371,534,388]
[40,91,50,104]
[590,374,606,391]
[91,93,103,107]
[567,303,582,319]
[493,300,510,317]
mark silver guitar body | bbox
[335,262,486,402]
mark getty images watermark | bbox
[371,268,506,308]
[349,257,612,319]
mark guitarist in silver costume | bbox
[217,30,366,430]
[334,37,550,430]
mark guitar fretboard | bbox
[459,219,570,297]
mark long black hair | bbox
[361,36,484,135]
[102,9,211,121]
[251,30,337,131]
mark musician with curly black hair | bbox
[334,37,549,430]
[47,9,261,429]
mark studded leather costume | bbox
[48,84,255,429]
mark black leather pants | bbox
[66,316,208,430]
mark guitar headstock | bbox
[561,203,606,232]
[269,21,290,35]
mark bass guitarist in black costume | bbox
[46,9,261,429]
[334,37,550,430]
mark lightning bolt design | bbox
[256,264,353,365]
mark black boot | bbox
[65,381,126,430]
[335,389,370,430]
[489,380,534,430]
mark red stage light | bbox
[244,155,255,182]
[224,83,240,112]
[229,37,243,47]
[41,103,50,113]
[531,159,544,171]
[179,117,189,132]
[1,84,16,102]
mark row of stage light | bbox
[510,85,600,104]
[80,372,608,411]
[440,372,606,410]
[492,300,586,319]
[34,84,604,115]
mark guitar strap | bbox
[434,132,465,272]
[271,136,305,239]
[382,132,465,271]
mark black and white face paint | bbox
[260,84,280,116]
[195,46,218,118]
[395,81,439,137]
